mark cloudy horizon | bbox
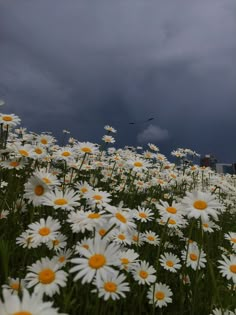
[1,0,236,162]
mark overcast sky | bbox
[0,0,236,162]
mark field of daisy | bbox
[0,111,236,315]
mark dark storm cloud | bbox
[0,0,236,161]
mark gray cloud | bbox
[0,0,236,161]
[137,124,169,144]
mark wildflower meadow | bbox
[0,111,236,315]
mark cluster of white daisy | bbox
[0,111,236,314]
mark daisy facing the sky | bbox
[92,270,130,301]
[42,188,80,211]
[70,237,121,285]
[218,254,236,284]
[0,289,66,315]
[147,282,173,308]
[26,257,68,297]
[181,190,224,221]
[27,216,61,245]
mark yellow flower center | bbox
[42,177,51,184]
[166,207,177,214]
[139,212,147,218]
[10,161,20,167]
[189,253,198,261]
[41,139,48,144]
[82,244,89,249]
[58,256,65,263]
[13,312,32,315]
[81,187,88,193]
[166,260,174,267]
[133,235,139,242]
[19,149,29,157]
[53,239,60,246]
[193,200,207,210]
[39,227,51,236]
[155,291,165,300]
[81,147,92,153]
[115,212,127,223]
[203,223,209,228]
[38,268,55,284]
[169,219,176,225]
[62,151,71,157]
[104,281,117,292]
[230,265,236,273]
[139,270,148,279]
[99,229,106,236]
[34,185,44,196]
[3,115,13,121]
[54,198,68,206]
[134,161,143,167]
[230,238,236,243]
[147,236,155,241]
[93,195,103,200]
[89,254,106,269]
[34,148,43,154]
[118,234,126,240]
[121,258,129,265]
[88,213,101,219]
[10,282,20,291]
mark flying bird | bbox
[128,117,155,125]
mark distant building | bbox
[216,163,235,175]
[200,154,217,170]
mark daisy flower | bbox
[201,220,220,233]
[84,188,111,207]
[102,135,115,143]
[147,282,173,308]
[54,146,75,161]
[26,257,68,297]
[75,181,92,195]
[131,231,146,247]
[46,233,68,251]
[0,210,9,220]
[181,190,224,221]
[127,158,151,172]
[104,125,117,133]
[111,229,132,246]
[0,159,25,170]
[37,134,56,147]
[70,237,120,285]
[31,145,48,160]
[107,205,136,233]
[0,289,66,315]
[210,308,236,315]
[156,200,183,219]
[119,249,139,271]
[2,277,26,294]
[77,141,99,155]
[218,254,236,283]
[42,188,80,211]
[181,243,207,270]
[27,216,61,245]
[24,176,49,206]
[93,271,130,301]
[224,233,236,250]
[132,260,156,285]
[133,207,154,222]
[34,169,60,187]
[143,230,160,246]
[0,113,21,126]
[16,231,38,249]
[53,249,74,267]
[159,252,181,273]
